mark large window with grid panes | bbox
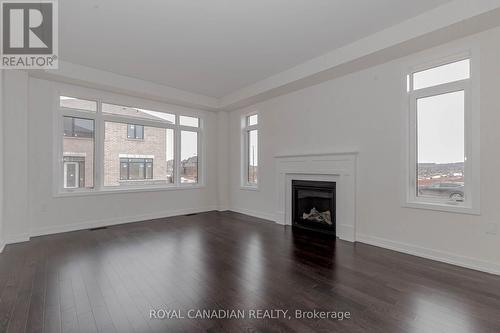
[58,96,202,193]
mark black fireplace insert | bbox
[292,180,336,235]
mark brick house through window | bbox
[63,116,94,189]
[61,99,199,189]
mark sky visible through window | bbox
[181,131,198,183]
[166,129,174,163]
[417,91,464,164]
[181,131,197,161]
[413,59,469,90]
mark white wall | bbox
[0,69,4,251]
[1,75,220,241]
[216,111,230,211]
[2,71,29,243]
[228,27,500,274]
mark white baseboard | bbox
[274,211,286,225]
[229,208,500,276]
[4,233,30,245]
[357,233,500,276]
[3,206,217,247]
[337,224,355,242]
[230,207,279,224]
[29,206,219,238]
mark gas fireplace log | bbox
[302,207,332,225]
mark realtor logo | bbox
[1,0,58,68]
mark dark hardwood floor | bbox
[1,211,500,332]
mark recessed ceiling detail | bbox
[60,0,452,98]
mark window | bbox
[120,158,153,180]
[247,114,258,126]
[64,161,79,188]
[127,124,144,139]
[242,113,259,187]
[406,54,479,213]
[58,95,202,193]
[180,115,199,127]
[180,131,198,184]
[413,59,470,90]
[63,156,86,188]
[417,91,464,200]
[63,117,94,138]
[61,116,95,189]
[60,96,97,112]
[248,130,258,184]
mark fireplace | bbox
[292,180,336,235]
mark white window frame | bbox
[241,111,259,190]
[404,50,480,215]
[57,96,98,194]
[54,87,204,196]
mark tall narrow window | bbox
[407,55,478,213]
[62,116,95,189]
[180,131,198,184]
[242,113,259,187]
[248,130,258,184]
[417,91,464,200]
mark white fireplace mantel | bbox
[274,152,358,242]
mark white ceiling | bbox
[60,0,453,98]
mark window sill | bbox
[54,184,205,198]
[403,200,480,215]
[240,185,259,191]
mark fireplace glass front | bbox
[292,180,336,235]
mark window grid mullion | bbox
[175,115,181,185]
[410,80,468,99]
[95,98,103,191]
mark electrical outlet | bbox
[485,222,498,235]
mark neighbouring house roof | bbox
[103,103,175,124]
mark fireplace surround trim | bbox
[274,152,357,242]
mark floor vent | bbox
[89,226,108,231]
